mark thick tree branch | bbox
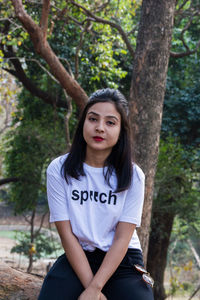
[170,38,200,58]
[2,47,68,109]
[11,0,88,111]
[0,177,19,185]
[40,0,50,40]
[172,0,200,58]
[70,0,135,58]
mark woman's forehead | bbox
[87,102,120,118]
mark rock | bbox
[0,262,43,300]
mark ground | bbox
[0,201,57,276]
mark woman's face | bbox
[83,102,121,157]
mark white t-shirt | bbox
[47,154,145,252]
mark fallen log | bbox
[0,262,43,300]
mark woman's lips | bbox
[93,136,104,142]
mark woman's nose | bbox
[95,121,104,132]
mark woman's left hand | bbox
[78,286,105,300]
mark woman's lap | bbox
[103,270,154,300]
[38,249,154,300]
[38,254,84,300]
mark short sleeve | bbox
[47,157,69,223]
[119,164,145,227]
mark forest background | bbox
[0,1,200,300]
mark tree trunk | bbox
[0,262,42,300]
[147,210,175,300]
[129,0,176,263]
[27,210,35,273]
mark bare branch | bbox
[93,0,111,13]
[70,0,135,58]
[0,17,23,30]
[180,10,200,51]
[40,0,50,40]
[187,239,200,268]
[0,177,19,186]
[6,55,73,85]
[2,45,68,109]
[58,57,74,77]
[188,284,200,300]
[23,213,31,225]
[68,15,85,28]
[75,21,91,80]
[175,0,190,16]
[170,39,200,58]
[28,58,59,84]
[127,25,138,37]
[63,90,72,150]
[34,211,48,238]
[0,124,10,135]
[67,15,96,36]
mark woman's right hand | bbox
[100,292,107,300]
[77,287,107,300]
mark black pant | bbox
[38,248,154,300]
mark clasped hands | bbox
[78,285,107,300]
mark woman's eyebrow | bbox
[88,111,119,121]
[106,115,119,121]
[88,111,99,116]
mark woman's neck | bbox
[84,148,111,168]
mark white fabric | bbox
[47,154,145,252]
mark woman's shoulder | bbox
[132,163,145,182]
[47,153,68,176]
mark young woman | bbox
[38,88,154,300]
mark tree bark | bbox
[27,210,35,273]
[129,0,176,263]
[147,210,175,300]
[0,177,19,185]
[0,262,42,300]
[11,0,88,111]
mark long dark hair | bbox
[61,88,133,192]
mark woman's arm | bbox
[55,221,107,300]
[55,220,94,288]
[78,221,136,299]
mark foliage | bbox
[167,217,200,297]
[153,136,200,219]
[3,88,67,213]
[11,230,62,260]
[162,55,200,149]
[150,134,200,297]
[0,0,143,213]
[0,0,142,95]
[169,217,200,265]
[0,70,19,180]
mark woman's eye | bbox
[107,121,115,126]
[89,117,97,122]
